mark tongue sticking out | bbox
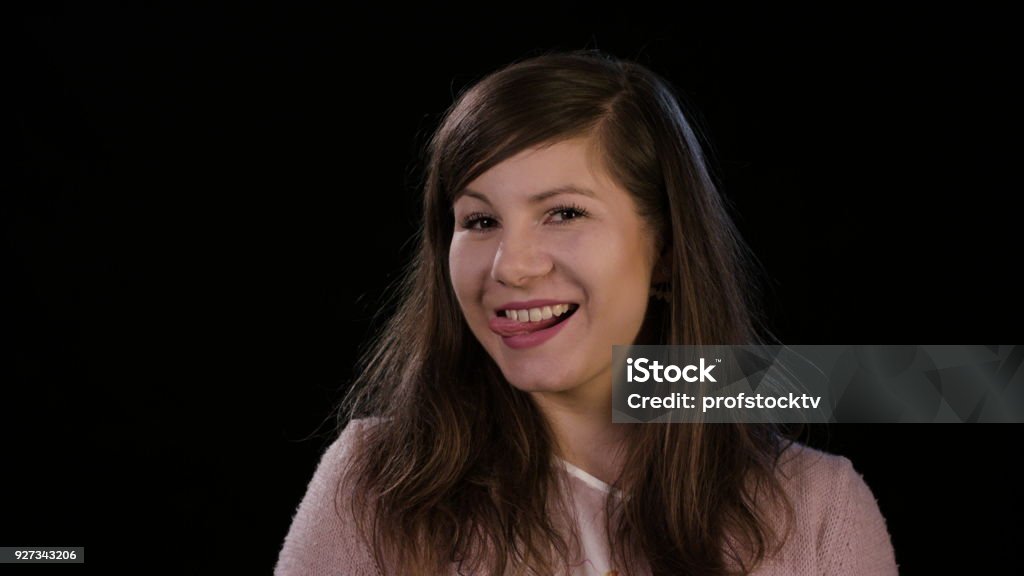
[489,306,578,337]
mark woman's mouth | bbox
[488,304,579,349]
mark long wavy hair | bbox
[336,49,796,576]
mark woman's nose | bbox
[490,233,553,287]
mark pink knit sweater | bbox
[276,418,899,575]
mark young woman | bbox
[275,50,898,576]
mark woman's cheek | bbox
[448,240,469,306]
[448,238,487,304]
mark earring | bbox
[650,282,671,302]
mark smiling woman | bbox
[275,49,898,576]
[450,137,659,397]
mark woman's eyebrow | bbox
[455,185,598,206]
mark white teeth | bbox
[502,304,574,323]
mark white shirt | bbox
[554,457,625,576]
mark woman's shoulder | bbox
[756,441,899,575]
[335,416,388,449]
[274,416,389,576]
[774,441,857,506]
[304,417,388,481]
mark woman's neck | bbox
[529,374,627,487]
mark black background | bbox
[10,3,1020,573]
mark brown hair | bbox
[336,49,796,575]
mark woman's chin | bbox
[485,345,582,393]
[503,371,578,395]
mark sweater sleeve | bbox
[274,418,384,576]
[824,457,900,575]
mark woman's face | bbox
[449,137,659,401]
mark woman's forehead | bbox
[454,138,618,206]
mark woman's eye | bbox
[548,204,590,224]
[460,214,496,231]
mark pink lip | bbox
[495,299,576,313]
[488,307,577,350]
